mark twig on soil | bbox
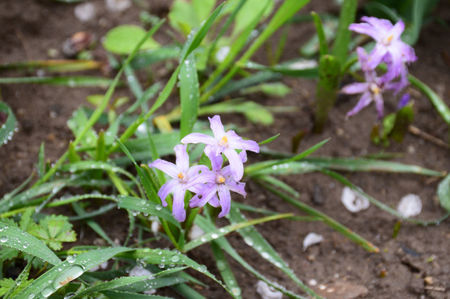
[408,125,449,150]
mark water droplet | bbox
[0,236,8,243]
[66,255,76,264]
[261,252,270,260]
[155,205,162,211]
[243,237,253,246]
[171,255,180,263]
[41,287,55,298]
[52,265,84,290]
[211,233,218,239]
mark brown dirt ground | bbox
[0,0,449,298]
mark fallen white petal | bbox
[256,280,283,299]
[129,265,156,294]
[341,187,370,213]
[397,194,422,218]
[188,224,204,240]
[74,2,96,22]
[303,232,323,251]
[149,216,160,235]
[105,0,131,12]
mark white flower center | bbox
[369,83,380,95]
[383,34,394,46]
[177,172,187,183]
[219,135,228,147]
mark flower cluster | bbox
[150,115,259,222]
[342,16,417,118]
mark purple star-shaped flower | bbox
[181,115,259,181]
[349,17,416,85]
[342,48,386,118]
[149,144,210,222]
[189,151,246,218]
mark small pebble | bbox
[308,279,317,286]
[74,2,96,22]
[105,0,131,12]
[397,194,422,218]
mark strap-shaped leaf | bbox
[0,221,60,265]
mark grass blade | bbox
[409,74,450,125]
[183,213,292,252]
[0,76,113,87]
[438,174,450,213]
[18,247,132,299]
[0,101,17,146]
[0,60,102,73]
[71,276,149,299]
[259,180,379,252]
[0,221,61,265]
[228,206,319,298]
[311,12,328,56]
[210,242,242,298]
[195,216,308,299]
[331,0,358,65]
[179,54,199,138]
[303,157,444,176]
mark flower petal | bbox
[209,195,220,207]
[217,185,231,218]
[174,144,189,172]
[349,23,382,40]
[157,179,178,206]
[150,159,178,178]
[181,133,215,145]
[346,92,372,117]
[224,148,244,180]
[189,186,217,208]
[374,92,384,119]
[389,20,405,40]
[367,44,387,69]
[172,187,186,222]
[341,82,369,94]
[227,180,246,197]
[206,150,223,172]
[209,115,226,139]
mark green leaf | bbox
[0,278,34,298]
[195,216,308,299]
[183,213,292,252]
[179,54,199,138]
[438,174,450,213]
[311,12,328,56]
[241,82,291,97]
[199,100,274,125]
[210,242,242,298]
[18,247,132,299]
[169,0,216,36]
[71,276,149,299]
[408,74,450,125]
[332,0,358,65]
[314,54,341,132]
[229,206,318,298]
[0,101,17,146]
[0,76,114,88]
[232,0,274,37]
[118,196,181,228]
[103,25,160,55]
[0,221,61,265]
[28,215,76,251]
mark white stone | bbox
[188,224,204,240]
[74,2,96,22]
[256,280,283,299]
[397,194,422,218]
[303,232,323,251]
[341,187,370,213]
[105,0,131,12]
[308,279,318,286]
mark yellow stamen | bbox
[219,135,228,146]
[370,84,380,95]
[216,175,226,184]
[386,34,393,43]
[177,172,185,179]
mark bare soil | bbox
[0,0,449,298]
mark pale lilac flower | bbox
[342,48,386,118]
[189,151,246,218]
[149,144,210,222]
[181,115,259,181]
[349,17,416,83]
